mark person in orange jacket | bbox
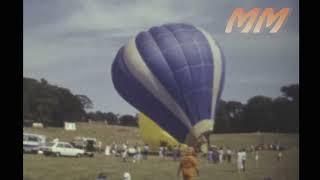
[177,147,200,180]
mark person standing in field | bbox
[255,151,259,161]
[96,172,108,180]
[177,147,200,180]
[226,147,232,163]
[143,144,149,160]
[111,142,117,155]
[255,151,259,168]
[173,145,178,161]
[159,145,164,158]
[207,147,213,163]
[105,144,111,156]
[218,147,224,163]
[237,150,241,172]
[164,146,168,158]
[133,144,140,162]
[237,149,246,172]
[123,172,131,180]
[212,148,219,164]
[136,145,141,162]
[122,148,128,162]
[177,144,182,160]
[122,143,128,152]
[277,151,282,161]
[242,149,247,171]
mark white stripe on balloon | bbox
[196,27,223,121]
[122,38,193,130]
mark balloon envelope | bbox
[112,23,225,146]
[138,113,188,151]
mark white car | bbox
[42,141,85,157]
[23,133,46,153]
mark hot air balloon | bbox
[111,23,225,149]
[138,112,188,151]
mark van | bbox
[23,133,46,153]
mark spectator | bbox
[123,172,131,180]
[97,141,102,152]
[255,151,259,161]
[164,146,168,157]
[218,148,224,163]
[136,145,141,162]
[237,150,243,172]
[173,145,179,161]
[213,148,219,164]
[250,145,255,152]
[237,149,246,172]
[177,147,199,180]
[105,145,111,156]
[177,144,182,160]
[143,144,149,160]
[159,146,164,158]
[122,143,128,151]
[96,172,108,180]
[277,151,282,161]
[207,148,213,163]
[122,148,128,162]
[242,149,247,171]
[226,147,232,163]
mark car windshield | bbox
[64,144,73,148]
[28,136,39,142]
[46,142,55,147]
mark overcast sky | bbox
[23,0,299,115]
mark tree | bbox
[225,101,244,132]
[104,112,119,125]
[76,95,93,110]
[281,84,299,102]
[241,96,273,132]
[272,97,291,132]
[214,100,229,133]
[119,115,138,127]
[280,84,299,132]
[23,77,86,127]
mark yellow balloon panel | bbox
[138,113,188,151]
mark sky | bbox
[23,0,299,115]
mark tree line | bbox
[214,84,299,133]
[23,77,298,133]
[23,77,137,127]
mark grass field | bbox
[23,122,299,180]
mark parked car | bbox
[71,137,102,157]
[42,141,85,157]
[23,133,46,153]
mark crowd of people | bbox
[98,142,286,180]
[104,142,152,162]
[104,142,285,164]
[104,142,185,162]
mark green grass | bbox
[23,122,299,180]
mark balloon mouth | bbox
[184,119,214,152]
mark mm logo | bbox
[225,8,290,33]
